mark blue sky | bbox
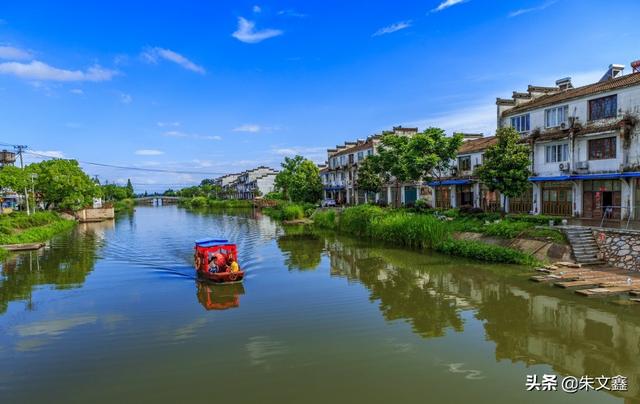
[0,0,639,191]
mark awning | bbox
[427,179,474,186]
[530,172,640,182]
[529,176,571,182]
[324,186,345,191]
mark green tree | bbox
[126,179,134,198]
[27,159,100,210]
[0,165,29,192]
[275,155,322,203]
[475,127,532,212]
[370,128,464,206]
[356,156,382,196]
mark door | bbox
[404,186,417,205]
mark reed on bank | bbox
[0,212,76,257]
[313,205,538,266]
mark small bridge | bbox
[135,196,183,206]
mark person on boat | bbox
[228,256,239,273]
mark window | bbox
[545,105,569,128]
[340,172,345,181]
[340,155,346,165]
[348,154,354,164]
[510,114,530,133]
[357,151,364,160]
[545,144,569,163]
[367,149,373,156]
[589,95,617,121]
[458,156,471,171]
[588,137,617,160]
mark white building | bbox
[497,61,640,220]
[227,166,278,200]
[321,126,424,207]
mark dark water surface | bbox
[0,206,638,403]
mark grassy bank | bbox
[0,212,76,257]
[263,202,316,221]
[313,205,539,266]
[113,198,135,212]
[179,197,254,209]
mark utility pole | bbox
[14,145,30,216]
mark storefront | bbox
[434,186,451,209]
[509,186,533,214]
[480,185,501,212]
[582,179,622,219]
[456,184,474,208]
[541,182,573,216]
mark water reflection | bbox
[276,225,324,271]
[196,281,245,310]
[314,233,640,401]
[0,221,106,314]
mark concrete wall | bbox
[75,207,115,222]
[593,228,640,271]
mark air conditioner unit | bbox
[575,161,589,170]
[559,163,570,172]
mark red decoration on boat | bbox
[194,238,245,283]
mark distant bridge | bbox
[134,196,183,206]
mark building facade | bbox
[214,166,278,200]
[498,61,640,220]
[321,126,422,207]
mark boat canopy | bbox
[195,238,230,248]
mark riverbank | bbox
[179,197,253,209]
[262,201,315,221]
[0,212,76,258]
[313,205,541,266]
[113,198,135,212]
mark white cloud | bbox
[373,21,412,37]
[233,124,261,133]
[70,88,84,95]
[163,130,188,137]
[432,0,467,12]
[135,149,164,156]
[277,9,306,18]
[0,60,117,82]
[157,121,180,127]
[408,102,496,136]
[141,47,205,74]
[31,150,65,159]
[271,146,327,163]
[253,5,261,13]
[509,1,557,17]
[232,17,283,44]
[0,45,33,61]
[120,93,132,104]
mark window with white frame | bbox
[545,144,569,163]
[510,114,530,133]
[545,105,569,128]
[367,149,373,156]
[357,151,364,160]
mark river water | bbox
[0,206,638,403]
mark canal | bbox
[0,206,638,403]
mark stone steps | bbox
[562,227,604,265]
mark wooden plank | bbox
[0,242,46,251]
[628,290,640,296]
[576,286,636,297]
[556,280,602,289]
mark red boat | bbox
[194,238,245,283]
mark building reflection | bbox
[322,234,640,401]
[0,221,105,314]
[196,281,245,310]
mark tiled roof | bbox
[331,139,377,158]
[458,136,497,154]
[502,72,640,117]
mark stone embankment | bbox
[593,228,640,271]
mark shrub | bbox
[507,214,560,225]
[338,205,385,237]
[412,199,431,213]
[264,191,283,200]
[436,239,537,266]
[483,221,532,238]
[312,210,336,229]
[282,204,304,220]
[189,196,208,208]
[369,212,449,249]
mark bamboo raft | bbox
[531,262,640,300]
[0,242,46,251]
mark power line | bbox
[23,150,233,176]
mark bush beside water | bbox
[313,205,538,266]
[179,197,254,209]
[0,212,76,254]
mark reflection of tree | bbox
[0,227,101,314]
[327,238,464,338]
[276,226,324,271]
